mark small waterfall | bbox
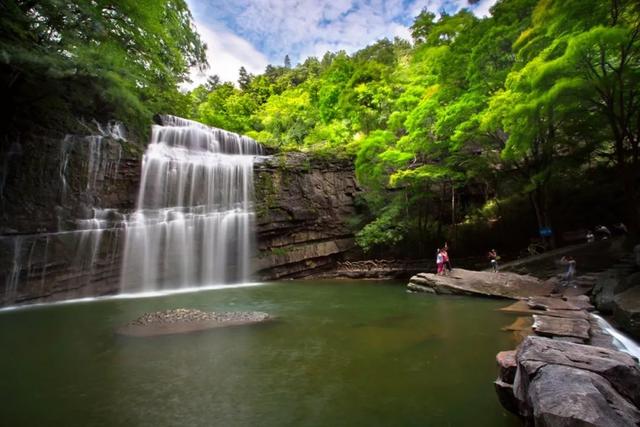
[2,120,126,306]
[593,314,640,361]
[120,115,262,292]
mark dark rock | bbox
[494,379,521,415]
[613,286,640,340]
[497,350,517,383]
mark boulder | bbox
[613,285,640,340]
[116,308,272,337]
[527,364,640,426]
[514,336,640,408]
[592,274,619,313]
[407,269,551,299]
[504,336,640,426]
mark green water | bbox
[0,280,520,427]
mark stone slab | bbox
[532,314,590,340]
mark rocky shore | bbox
[116,308,272,337]
[408,245,640,426]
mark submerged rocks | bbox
[407,268,550,299]
[117,308,272,337]
[498,336,640,426]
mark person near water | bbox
[560,256,576,287]
[488,249,499,272]
[442,242,452,273]
[585,230,595,243]
[436,248,445,275]
[595,225,611,240]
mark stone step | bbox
[532,314,590,340]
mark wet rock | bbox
[532,314,590,341]
[564,295,595,311]
[500,301,590,320]
[497,350,517,383]
[117,308,272,337]
[506,336,640,426]
[527,364,640,426]
[407,269,550,299]
[514,337,640,407]
[527,296,581,311]
[494,379,520,415]
[592,274,620,313]
[613,286,640,340]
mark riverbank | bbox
[407,242,640,426]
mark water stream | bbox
[593,313,640,360]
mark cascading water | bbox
[119,116,262,292]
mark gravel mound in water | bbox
[118,308,272,337]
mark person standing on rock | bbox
[561,256,576,287]
[436,248,445,275]
[488,249,499,272]
[443,242,452,273]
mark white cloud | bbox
[183,21,269,90]
[184,0,499,78]
[471,0,496,17]
[218,0,414,62]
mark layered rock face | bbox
[253,153,359,279]
[0,128,360,306]
[0,125,140,306]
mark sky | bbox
[185,0,498,88]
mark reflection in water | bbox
[0,281,520,426]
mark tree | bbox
[238,67,253,90]
[0,0,207,138]
[512,0,640,231]
[284,55,292,68]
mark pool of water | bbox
[0,280,521,426]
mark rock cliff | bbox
[253,152,359,279]
[0,127,360,307]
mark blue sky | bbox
[185,0,498,87]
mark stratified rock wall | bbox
[0,125,141,306]
[253,152,359,279]
[1,133,359,306]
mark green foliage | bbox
[355,203,407,253]
[1,0,206,139]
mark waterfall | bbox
[119,115,262,292]
[592,314,640,361]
